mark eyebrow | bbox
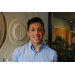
[30,27,42,29]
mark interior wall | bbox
[39,12,48,41]
[52,15,71,45]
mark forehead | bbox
[29,22,43,28]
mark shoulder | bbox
[43,45,57,61]
[14,43,28,54]
[43,45,57,55]
[12,42,29,62]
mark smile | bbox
[34,37,39,40]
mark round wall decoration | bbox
[0,13,6,48]
[9,18,29,46]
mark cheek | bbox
[30,32,33,35]
[39,33,44,37]
[30,32,34,36]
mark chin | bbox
[35,41,42,44]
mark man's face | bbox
[27,22,45,45]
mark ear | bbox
[27,30,29,36]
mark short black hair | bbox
[27,17,44,31]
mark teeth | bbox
[35,37,39,38]
[34,37,39,38]
[35,37,39,39]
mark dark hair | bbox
[27,17,44,31]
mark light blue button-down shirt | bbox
[12,41,57,62]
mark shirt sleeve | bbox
[53,51,58,62]
[12,50,18,62]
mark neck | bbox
[33,44,40,52]
[31,41,42,52]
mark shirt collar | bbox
[28,40,44,52]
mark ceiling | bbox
[53,12,75,25]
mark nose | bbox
[35,30,39,35]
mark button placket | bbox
[34,52,37,57]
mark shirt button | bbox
[35,53,37,56]
[35,53,36,55]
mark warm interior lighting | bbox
[70,21,72,23]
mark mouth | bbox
[34,36,40,40]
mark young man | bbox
[12,17,57,62]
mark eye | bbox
[31,29,35,31]
[38,29,42,31]
[30,28,35,31]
